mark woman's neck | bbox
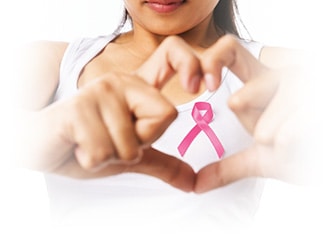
[118,13,220,59]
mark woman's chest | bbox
[77,47,206,106]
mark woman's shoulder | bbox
[237,38,264,59]
[259,46,305,69]
[66,34,118,54]
[21,41,68,64]
[59,34,118,68]
[16,41,69,109]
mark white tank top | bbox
[47,34,265,228]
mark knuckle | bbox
[143,88,177,119]
[163,35,183,47]
[86,72,122,94]
[254,129,273,145]
[80,147,114,170]
[92,79,115,94]
[69,96,84,113]
[94,146,114,163]
[80,157,97,170]
[219,34,239,48]
[75,80,116,106]
[157,103,178,123]
[67,97,89,124]
[228,94,248,112]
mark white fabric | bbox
[47,34,265,228]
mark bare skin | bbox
[15,0,305,193]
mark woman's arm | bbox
[259,46,305,69]
[12,39,197,192]
[16,41,68,110]
[194,37,311,192]
[12,41,68,169]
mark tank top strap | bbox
[239,39,264,59]
[54,34,118,101]
[225,39,264,93]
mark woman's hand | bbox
[192,36,310,192]
[135,34,307,191]
[18,33,310,193]
[138,34,311,191]
[19,70,196,192]
[31,35,221,191]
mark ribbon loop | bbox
[177,102,224,158]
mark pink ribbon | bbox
[177,102,224,158]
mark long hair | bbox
[114,0,248,38]
[213,0,239,36]
[213,0,250,39]
[113,8,129,36]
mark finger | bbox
[69,101,115,170]
[272,109,311,184]
[55,147,196,192]
[53,153,130,178]
[194,144,272,193]
[228,73,279,133]
[254,68,304,144]
[69,81,141,170]
[126,148,196,192]
[136,36,203,93]
[228,106,263,134]
[124,76,178,144]
[94,78,141,161]
[201,34,268,91]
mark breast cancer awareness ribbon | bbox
[177,102,224,158]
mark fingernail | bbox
[88,161,110,173]
[75,147,115,172]
[75,148,89,166]
[188,75,201,93]
[204,73,218,91]
[126,147,144,165]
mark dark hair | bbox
[213,0,240,36]
[114,0,248,38]
[113,8,129,35]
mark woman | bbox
[16,0,297,228]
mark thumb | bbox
[126,148,196,192]
[135,36,203,93]
[201,34,268,91]
[227,71,279,133]
[194,144,272,193]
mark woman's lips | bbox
[144,0,185,14]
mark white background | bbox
[2,0,320,47]
[1,0,322,245]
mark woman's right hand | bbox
[18,71,197,191]
[24,36,203,189]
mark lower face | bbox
[123,0,220,36]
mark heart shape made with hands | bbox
[137,34,309,192]
[130,34,285,193]
[62,35,286,194]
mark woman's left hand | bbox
[137,34,311,192]
[193,36,310,192]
